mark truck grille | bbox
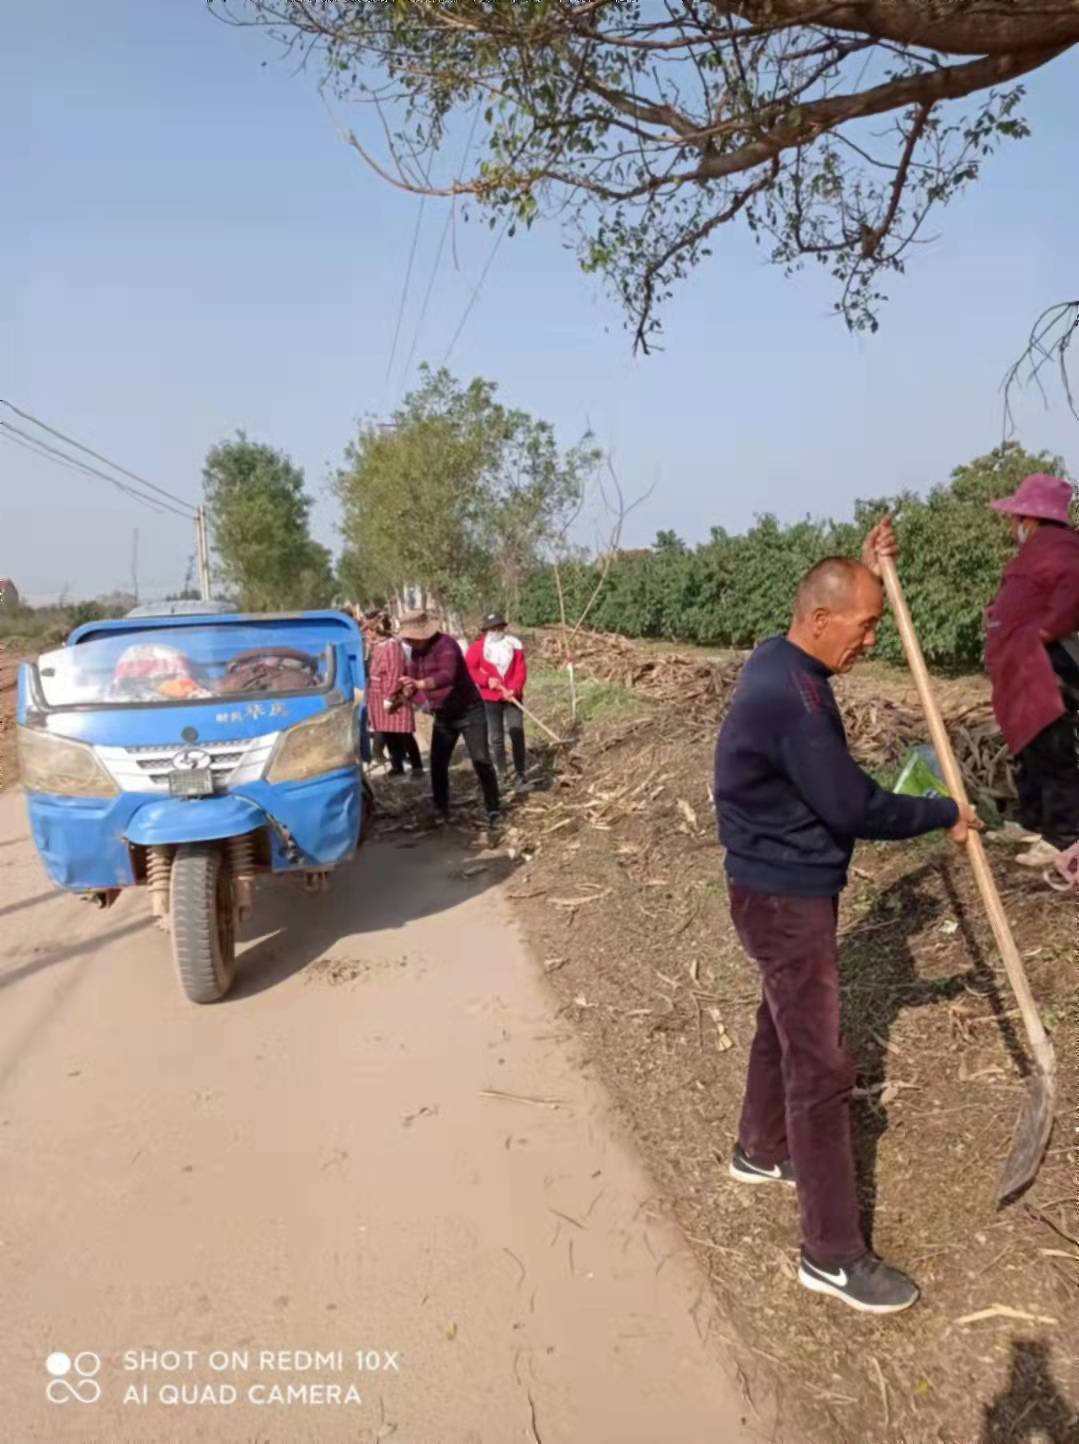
[96,735,280,793]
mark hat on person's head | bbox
[397,609,438,642]
[480,612,508,632]
[989,473,1074,525]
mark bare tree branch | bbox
[1002,302,1079,435]
[212,0,1077,344]
[633,156,781,351]
[692,45,1063,184]
[570,459,658,641]
[724,0,1079,56]
[860,101,931,257]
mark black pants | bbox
[380,732,423,774]
[430,703,501,817]
[1014,713,1079,849]
[484,700,526,777]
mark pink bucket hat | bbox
[989,472,1074,524]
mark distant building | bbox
[0,578,19,608]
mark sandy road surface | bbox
[0,789,751,1443]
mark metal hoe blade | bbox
[997,1066,1056,1204]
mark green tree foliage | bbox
[216,1,1062,348]
[203,435,335,611]
[66,600,109,630]
[518,443,1067,668]
[335,366,600,617]
[334,547,371,609]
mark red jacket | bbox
[466,635,527,703]
[985,523,1079,755]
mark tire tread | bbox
[170,844,235,1004]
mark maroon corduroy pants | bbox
[729,883,865,1265]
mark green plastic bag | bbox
[894,744,951,801]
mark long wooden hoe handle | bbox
[879,555,1054,1077]
[503,692,565,745]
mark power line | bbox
[442,218,511,368]
[381,197,427,410]
[0,422,195,520]
[0,399,197,516]
[398,103,483,400]
[0,422,111,483]
[0,423,176,514]
[0,422,190,518]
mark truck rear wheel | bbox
[170,843,237,1004]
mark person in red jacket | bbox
[466,613,530,789]
[984,472,1079,890]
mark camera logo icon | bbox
[46,1352,102,1404]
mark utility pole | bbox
[195,507,212,601]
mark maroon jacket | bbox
[405,633,482,717]
[985,524,1079,755]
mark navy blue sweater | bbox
[714,637,959,897]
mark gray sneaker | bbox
[799,1250,919,1314]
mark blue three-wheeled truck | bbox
[16,609,372,1003]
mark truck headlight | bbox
[265,703,358,783]
[17,726,120,798]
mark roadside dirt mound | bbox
[502,639,1078,1444]
[536,627,1012,807]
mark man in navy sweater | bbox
[714,519,978,1315]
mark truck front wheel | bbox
[170,843,237,1004]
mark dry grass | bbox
[0,644,31,793]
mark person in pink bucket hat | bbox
[985,472,1079,890]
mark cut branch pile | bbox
[535,628,1012,804]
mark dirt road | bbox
[0,789,752,1443]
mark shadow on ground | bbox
[981,1338,1079,1443]
[0,888,57,922]
[839,857,1029,1249]
[229,830,516,1000]
[0,915,152,994]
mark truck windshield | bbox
[35,625,334,709]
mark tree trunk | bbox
[726,0,1079,57]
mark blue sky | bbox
[3,2,1078,602]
